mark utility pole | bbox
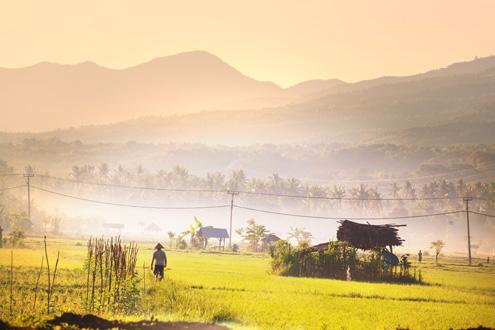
[228,191,239,249]
[464,197,473,265]
[24,172,35,223]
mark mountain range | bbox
[0,51,347,132]
[1,51,495,145]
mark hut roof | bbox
[304,242,329,253]
[336,220,405,250]
[198,226,229,239]
[146,223,161,231]
[261,234,281,243]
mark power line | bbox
[0,185,26,192]
[28,184,469,220]
[238,190,475,201]
[15,183,495,223]
[30,186,230,210]
[469,211,495,218]
[34,174,495,202]
[234,205,464,221]
[35,174,226,193]
[0,173,22,177]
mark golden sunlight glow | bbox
[1,0,494,86]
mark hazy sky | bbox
[1,0,495,86]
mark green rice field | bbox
[0,237,494,329]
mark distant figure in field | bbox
[418,250,423,263]
[487,256,490,264]
[151,243,167,280]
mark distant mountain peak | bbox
[135,50,227,68]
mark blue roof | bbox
[198,226,229,238]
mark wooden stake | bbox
[33,255,45,310]
[10,250,13,318]
[44,236,51,314]
[50,251,60,313]
[143,262,146,294]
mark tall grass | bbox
[85,237,139,313]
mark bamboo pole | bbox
[143,262,146,294]
[33,255,45,310]
[91,241,97,312]
[10,250,13,318]
[85,238,93,311]
[43,236,51,315]
[50,251,60,313]
[99,245,104,313]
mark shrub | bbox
[232,243,239,253]
[8,230,25,247]
[270,240,420,283]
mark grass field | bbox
[1,237,494,329]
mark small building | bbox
[261,234,281,251]
[146,223,162,232]
[198,226,229,250]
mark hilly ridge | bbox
[1,53,495,145]
[1,51,319,132]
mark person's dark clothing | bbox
[153,249,167,266]
[154,265,165,280]
[152,249,167,280]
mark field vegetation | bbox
[0,236,494,329]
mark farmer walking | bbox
[418,250,423,263]
[151,243,167,280]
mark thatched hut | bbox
[261,234,281,251]
[336,220,404,251]
[198,226,229,250]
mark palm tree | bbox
[268,173,285,194]
[71,165,83,181]
[350,184,370,210]
[205,172,225,190]
[24,165,36,176]
[286,177,302,195]
[228,170,247,191]
[402,181,416,199]
[329,185,345,209]
[98,163,110,181]
[287,227,312,246]
[170,166,190,188]
[390,182,401,199]
[167,231,176,249]
[431,240,445,264]
[181,217,203,248]
[236,219,268,252]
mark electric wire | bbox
[33,175,495,202]
[237,190,473,201]
[0,173,22,177]
[234,205,464,221]
[468,211,495,218]
[35,174,226,193]
[9,184,490,221]
[0,185,26,192]
[30,185,230,210]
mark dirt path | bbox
[1,312,230,329]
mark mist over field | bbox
[1,53,495,257]
[1,2,495,329]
